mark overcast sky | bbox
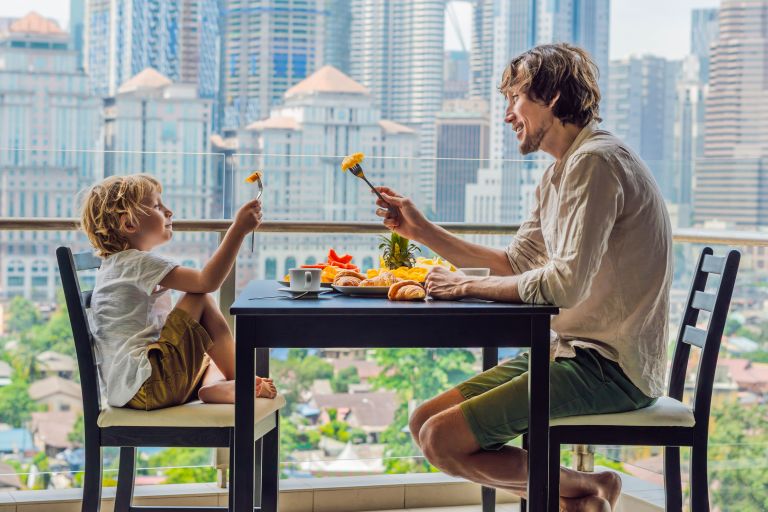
[5,0,721,61]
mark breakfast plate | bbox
[332,285,390,297]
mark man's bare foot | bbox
[560,495,611,512]
[255,376,277,399]
[593,471,621,510]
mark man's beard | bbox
[519,126,546,155]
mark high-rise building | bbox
[694,0,768,228]
[690,8,719,83]
[324,0,351,75]
[435,99,489,222]
[219,0,327,128]
[471,0,609,224]
[0,13,102,300]
[70,0,86,69]
[349,0,445,210]
[605,56,679,201]
[444,50,470,100]
[84,0,219,98]
[230,65,419,281]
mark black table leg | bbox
[528,316,551,512]
[234,317,256,512]
[481,347,498,512]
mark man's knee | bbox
[408,403,431,444]
[419,416,462,476]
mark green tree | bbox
[331,366,360,393]
[271,352,333,410]
[708,400,768,509]
[317,409,367,444]
[0,379,38,427]
[6,296,42,334]
[371,348,476,473]
[724,317,742,337]
[146,448,217,484]
[68,413,85,447]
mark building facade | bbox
[0,13,102,301]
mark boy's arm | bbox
[160,198,262,293]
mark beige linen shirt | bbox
[506,124,672,398]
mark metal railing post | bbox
[572,444,595,472]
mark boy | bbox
[81,173,276,410]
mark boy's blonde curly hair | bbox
[80,174,162,257]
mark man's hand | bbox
[374,187,431,243]
[425,266,471,300]
[232,198,263,237]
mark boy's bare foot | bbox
[255,376,277,399]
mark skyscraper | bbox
[605,56,679,201]
[70,0,85,69]
[435,99,489,222]
[219,0,327,128]
[690,8,719,83]
[0,13,102,300]
[694,0,768,228]
[349,0,445,209]
[84,0,219,98]
[444,50,471,100]
[471,0,609,224]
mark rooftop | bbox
[285,65,370,98]
[8,12,65,36]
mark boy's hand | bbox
[233,198,263,236]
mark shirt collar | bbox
[554,122,596,173]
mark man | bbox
[374,43,672,511]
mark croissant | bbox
[360,271,399,287]
[388,280,426,301]
[335,275,363,287]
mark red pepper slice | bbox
[328,249,353,264]
[300,264,328,269]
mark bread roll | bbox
[388,280,426,301]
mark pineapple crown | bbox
[378,232,421,269]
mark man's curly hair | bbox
[80,174,162,257]
[499,43,602,126]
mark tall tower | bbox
[349,0,446,209]
[219,0,327,128]
[84,0,219,98]
[690,8,719,83]
[694,0,768,228]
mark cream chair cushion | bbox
[97,394,286,428]
[551,396,695,428]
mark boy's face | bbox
[125,190,174,250]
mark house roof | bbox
[379,120,416,134]
[0,428,34,453]
[117,68,172,94]
[312,391,398,429]
[245,116,300,131]
[0,462,22,489]
[285,65,370,98]
[36,351,76,372]
[719,358,768,386]
[28,376,82,401]
[30,411,78,449]
[9,12,65,35]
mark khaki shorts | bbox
[456,347,656,450]
[125,308,213,411]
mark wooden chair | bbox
[546,247,740,511]
[57,247,285,512]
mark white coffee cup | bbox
[459,268,491,277]
[289,268,322,292]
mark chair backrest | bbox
[56,247,104,428]
[667,247,740,431]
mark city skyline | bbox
[4,0,721,62]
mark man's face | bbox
[504,88,556,155]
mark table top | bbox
[231,280,559,316]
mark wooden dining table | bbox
[230,280,559,512]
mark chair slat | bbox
[692,291,716,312]
[682,325,707,348]
[702,254,725,275]
[74,251,101,271]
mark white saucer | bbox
[277,287,332,297]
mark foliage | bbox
[0,378,39,427]
[6,296,43,334]
[146,448,217,484]
[371,348,476,473]
[708,400,768,509]
[330,366,360,393]
[316,408,367,444]
[270,350,333,411]
[68,414,85,447]
[379,232,420,269]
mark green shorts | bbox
[456,347,656,450]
